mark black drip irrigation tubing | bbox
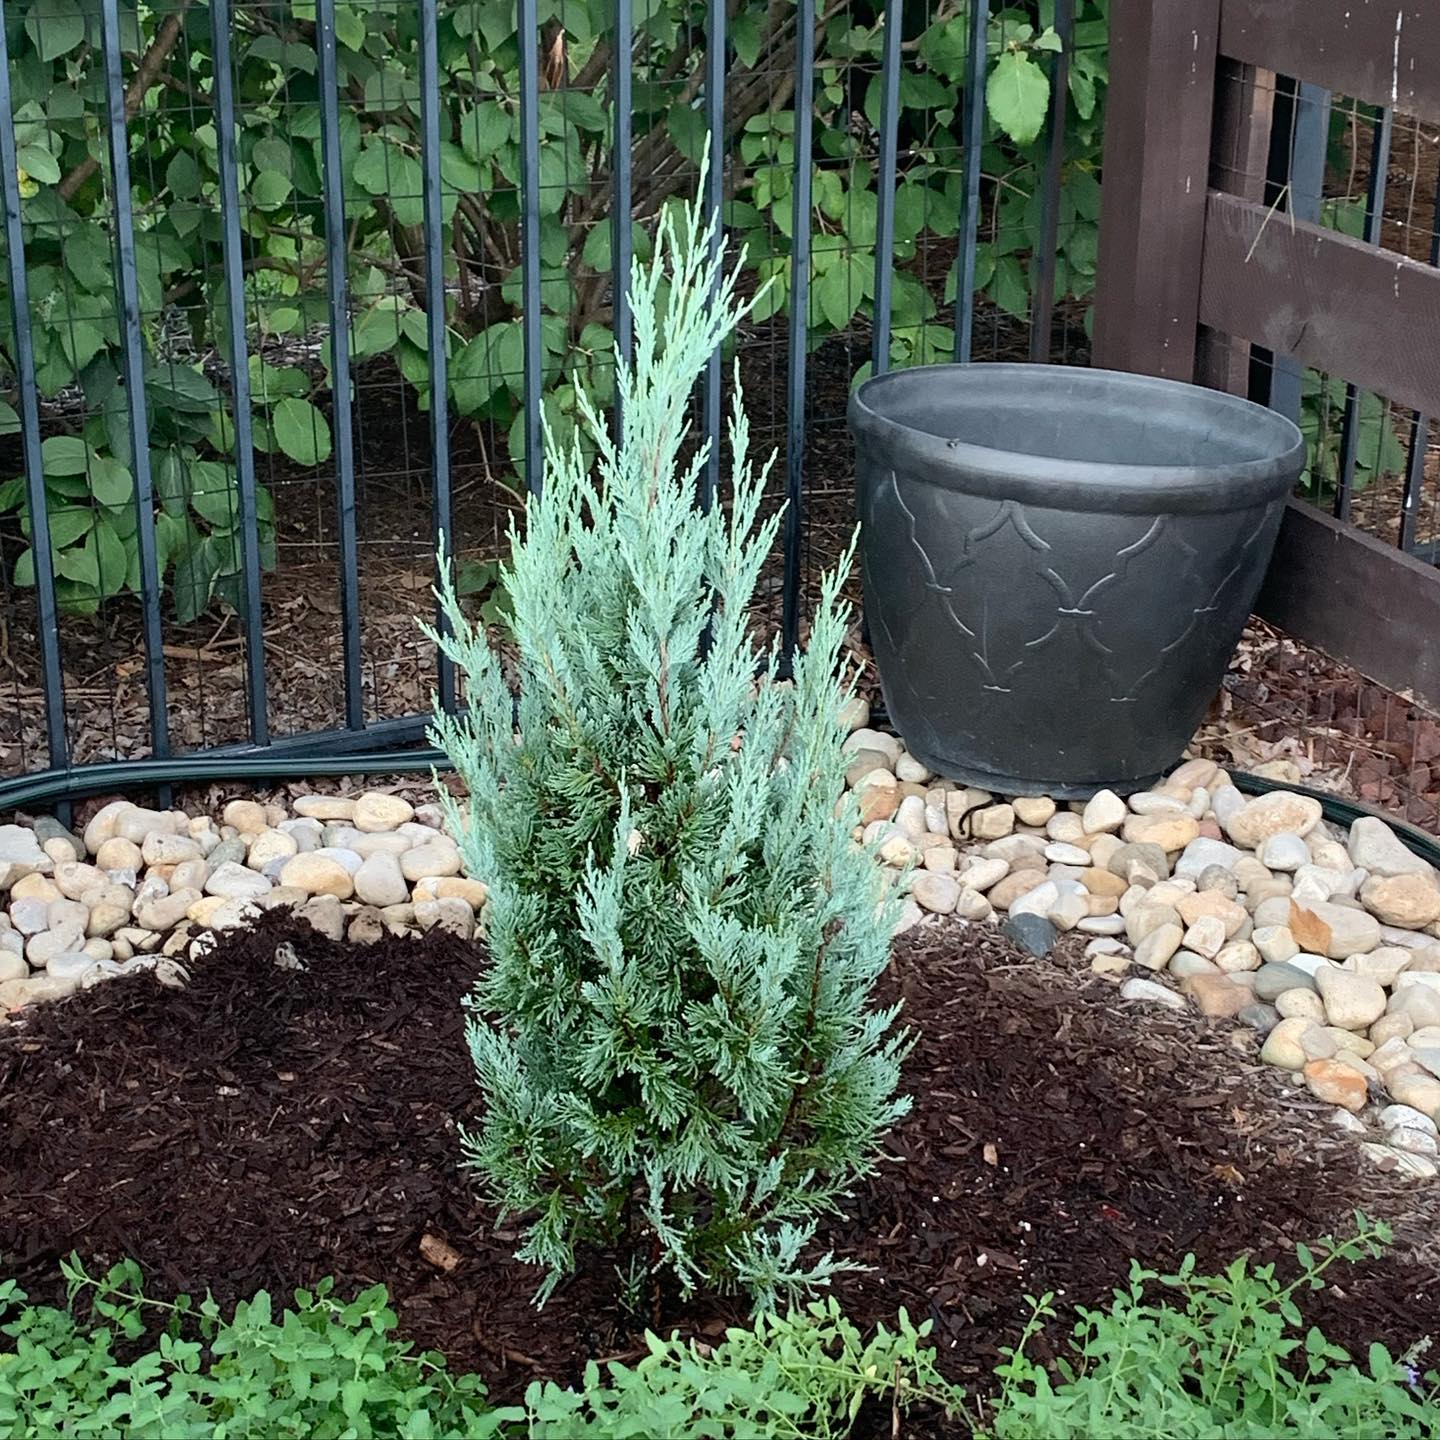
[3,748,1439,869]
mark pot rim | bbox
[848,363,1307,514]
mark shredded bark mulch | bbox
[3,915,1438,1414]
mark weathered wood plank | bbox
[1093,0,1221,379]
[1198,190,1440,417]
[1256,499,1440,712]
[1219,0,1440,126]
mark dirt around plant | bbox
[3,915,1437,1417]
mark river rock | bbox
[1303,1059,1368,1112]
[1120,977,1186,1010]
[352,791,415,834]
[1133,923,1183,971]
[297,894,345,941]
[415,896,475,940]
[1259,833,1310,872]
[1225,791,1323,848]
[246,829,299,869]
[202,861,271,901]
[1237,1002,1280,1036]
[1274,988,1326,1022]
[970,804,1015,840]
[959,857,1010,893]
[1347,816,1438,882]
[1213,940,1259,973]
[1261,1017,1333,1070]
[1107,842,1171,885]
[1387,1066,1440,1119]
[222,799,269,834]
[1182,972,1249,1018]
[354,851,410,908]
[1012,796,1056,827]
[133,888,201,932]
[400,842,462,882]
[1360,873,1440,930]
[0,824,47,873]
[1288,899,1380,959]
[27,922,86,967]
[1341,947,1412,986]
[1314,967,1386,1030]
[1079,789,1126,835]
[1121,814,1199,852]
[348,906,388,945]
[1379,1103,1438,1137]
[292,795,356,821]
[279,854,355,899]
[1182,915,1227,959]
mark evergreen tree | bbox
[428,188,909,1310]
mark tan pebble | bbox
[247,829,299,869]
[415,896,475,939]
[1081,867,1128,898]
[1369,1012,1414,1046]
[354,791,416,833]
[1121,814,1200,853]
[970,804,1015,841]
[412,876,488,908]
[1303,1059,1368,1112]
[95,836,144,872]
[279,854,355,899]
[1275,988,1326,1022]
[11,873,59,903]
[222,799,269,834]
[1182,972,1249,1018]
[1012,796,1056,827]
[292,795,356,821]
[855,775,899,825]
[400,842,462,883]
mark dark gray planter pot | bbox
[848,364,1306,798]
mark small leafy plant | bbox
[980,1213,1440,1438]
[526,1299,964,1437]
[0,1255,505,1437]
[1,1259,956,1439]
[429,183,909,1310]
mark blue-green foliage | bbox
[428,186,909,1308]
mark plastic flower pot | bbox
[847,363,1306,797]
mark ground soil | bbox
[3,914,1437,1429]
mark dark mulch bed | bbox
[4,914,1438,1419]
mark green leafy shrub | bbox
[428,187,909,1309]
[2,0,1106,614]
[0,1260,957,1438]
[981,1214,1440,1439]
[525,1298,963,1437]
[0,1256,506,1437]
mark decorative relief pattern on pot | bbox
[864,467,1279,707]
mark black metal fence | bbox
[0,0,1105,804]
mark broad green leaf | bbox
[271,396,333,468]
[172,535,218,622]
[14,547,35,587]
[44,507,95,548]
[0,402,20,438]
[94,514,129,594]
[251,169,293,209]
[89,456,132,508]
[460,101,511,163]
[0,475,27,510]
[25,11,85,61]
[16,142,59,185]
[986,50,1051,146]
[41,435,92,477]
[166,151,202,199]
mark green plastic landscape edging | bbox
[2,749,1437,870]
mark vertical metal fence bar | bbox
[701,0,726,511]
[210,0,269,747]
[517,0,544,495]
[870,0,902,378]
[315,0,364,730]
[781,0,816,668]
[953,0,989,362]
[1333,106,1393,523]
[1399,171,1440,554]
[1267,80,1328,424]
[612,0,633,442]
[100,0,169,762]
[1029,0,1073,363]
[0,4,67,779]
[418,0,455,710]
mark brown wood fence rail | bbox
[1093,0,1440,712]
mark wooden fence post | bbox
[1092,0,1222,381]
